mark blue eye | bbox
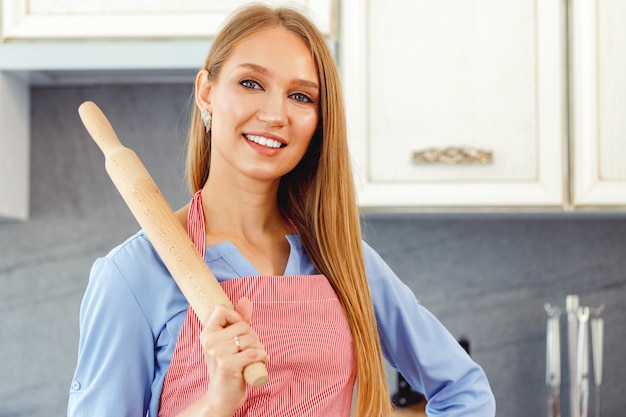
[241,79,262,90]
[291,92,313,103]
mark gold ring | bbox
[234,336,242,352]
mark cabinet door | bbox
[570,0,626,208]
[341,0,566,210]
[1,0,335,39]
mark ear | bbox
[195,69,212,111]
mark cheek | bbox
[296,113,319,145]
[213,90,253,128]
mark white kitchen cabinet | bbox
[341,0,567,210]
[570,0,626,208]
[1,0,335,39]
[0,0,337,220]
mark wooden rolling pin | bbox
[78,100,268,388]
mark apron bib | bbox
[158,191,356,416]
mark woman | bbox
[68,4,495,417]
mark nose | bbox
[257,92,288,127]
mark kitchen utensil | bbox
[576,306,590,417]
[590,305,604,417]
[567,295,580,417]
[77,100,269,388]
[545,303,561,417]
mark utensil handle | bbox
[590,317,603,386]
[78,101,268,388]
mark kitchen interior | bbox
[1,1,625,416]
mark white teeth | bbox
[245,134,282,149]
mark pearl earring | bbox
[200,108,212,133]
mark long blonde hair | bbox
[186,4,391,415]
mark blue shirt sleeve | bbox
[68,256,154,417]
[68,232,188,417]
[363,241,496,416]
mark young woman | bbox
[68,4,495,417]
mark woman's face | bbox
[202,26,320,184]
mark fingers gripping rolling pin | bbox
[78,101,268,388]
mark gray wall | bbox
[1,84,624,416]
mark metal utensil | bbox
[545,303,561,417]
[576,306,590,417]
[590,305,605,417]
[567,295,580,417]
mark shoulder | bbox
[88,230,186,331]
[103,230,160,267]
[360,239,423,311]
[361,240,398,284]
[96,230,168,287]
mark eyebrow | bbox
[238,63,319,90]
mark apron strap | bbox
[187,190,206,257]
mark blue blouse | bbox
[67,231,495,416]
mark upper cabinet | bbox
[1,0,336,39]
[2,0,625,217]
[0,0,335,81]
[570,0,626,208]
[341,0,567,210]
[0,0,336,220]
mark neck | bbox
[199,171,294,276]
[200,172,290,239]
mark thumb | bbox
[236,297,252,323]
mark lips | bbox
[244,134,284,149]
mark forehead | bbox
[223,26,318,81]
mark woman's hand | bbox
[179,297,268,417]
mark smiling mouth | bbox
[244,134,284,149]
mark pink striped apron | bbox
[158,191,356,416]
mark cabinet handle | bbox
[412,147,493,165]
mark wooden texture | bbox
[77,100,268,388]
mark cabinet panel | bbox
[369,0,536,182]
[1,0,335,39]
[342,0,566,209]
[28,0,225,13]
[571,0,626,207]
